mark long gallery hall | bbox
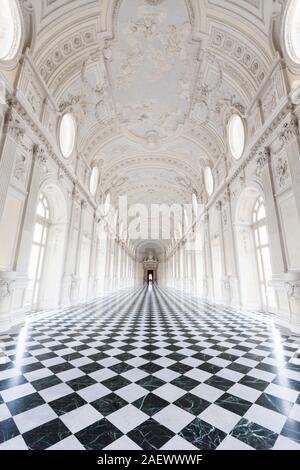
[0,0,300,454]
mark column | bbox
[216,200,230,304]
[0,113,24,221]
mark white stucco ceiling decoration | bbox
[110,0,200,142]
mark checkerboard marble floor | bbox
[1,285,300,450]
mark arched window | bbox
[27,193,50,308]
[0,0,22,62]
[284,0,300,64]
[228,114,245,160]
[252,196,275,310]
[59,113,77,159]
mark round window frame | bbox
[204,166,214,197]
[227,114,246,161]
[58,113,77,160]
[0,0,24,69]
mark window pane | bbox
[261,285,267,307]
[28,245,40,279]
[42,227,48,245]
[33,223,43,243]
[37,247,45,279]
[254,229,259,247]
[261,247,272,281]
[37,202,45,217]
[259,225,268,246]
[257,251,264,282]
[257,203,266,221]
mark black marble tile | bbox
[0,375,27,391]
[114,353,135,362]
[23,418,71,450]
[141,353,161,361]
[101,375,131,391]
[204,376,235,392]
[133,393,168,416]
[227,363,251,374]
[199,363,222,374]
[79,363,104,374]
[179,418,226,450]
[218,353,240,362]
[238,375,269,391]
[192,353,213,362]
[49,392,87,416]
[174,393,210,416]
[49,362,74,374]
[88,352,109,361]
[168,363,192,374]
[91,393,128,416]
[281,418,300,444]
[136,375,165,392]
[139,363,163,374]
[21,362,44,374]
[215,393,252,416]
[171,375,199,391]
[76,419,123,450]
[31,374,61,391]
[128,418,175,450]
[273,375,300,392]
[256,393,293,416]
[35,352,57,361]
[110,362,134,374]
[166,353,186,361]
[0,418,20,444]
[0,362,15,372]
[67,375,97,391]
[230,418,278,450]
[7,392,46,416]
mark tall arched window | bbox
[252,196,275,310]
[27,193,50,308]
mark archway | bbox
[26,181,68,310]
[235,185,275,312]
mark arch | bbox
[27,179,68,310]
[235,185,275,312]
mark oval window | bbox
[104,193,111,215]
[0,0,22,62]
[90,167,99,195]
[204,166,214,196]
[59,113,77,159]
[228,114,245,160]
[285,0,300,64]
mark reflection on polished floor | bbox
[0,286,300,450]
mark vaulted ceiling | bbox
[28,0,282,257]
